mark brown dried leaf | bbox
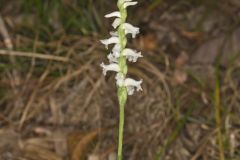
[191,36,225,64]
[172,69,188,85]
[137,34,157,51]
[68,130,98,160]
[181,30,203,41]
[191,28,240,66]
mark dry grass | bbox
[0,0,240,160]
[0,33,239,160]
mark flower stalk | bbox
[100,0,142,159]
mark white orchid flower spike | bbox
[100,0,142,159]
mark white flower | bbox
[107,53,117,63]
[123,1,138,8]
[124,78,142,95]
[107,52,120,63]
[112,18,121,29]
[105,11,121,18]
[123,23,139,38]
[122,48,142,62]
[116,75,143,95]
[100,62,120,75]
[112,44,121,53]
[100,37,119,49]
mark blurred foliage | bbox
[19,0,112,35]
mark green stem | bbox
[214,69,225,160]
[118,101,125,160]
[117,1,128,159]
[117,86,127,160]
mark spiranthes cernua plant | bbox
[100,0,142,159]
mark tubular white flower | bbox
[122,48,143,62]
[124,78,142,95]
[112,18,121,29]
[100,62,120,76]
[122,23,139,38]
[105,11,121,18]
[107,51,120,63]
[112,43,121,53]
[107,53,117,63]
[100,37,119,49]
[123,1,138,8]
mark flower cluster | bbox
[100,0,142,95]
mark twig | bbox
[0,49,69,62]
[18,68,50,129]
[0,14,13,49]
[0,14,20,89]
